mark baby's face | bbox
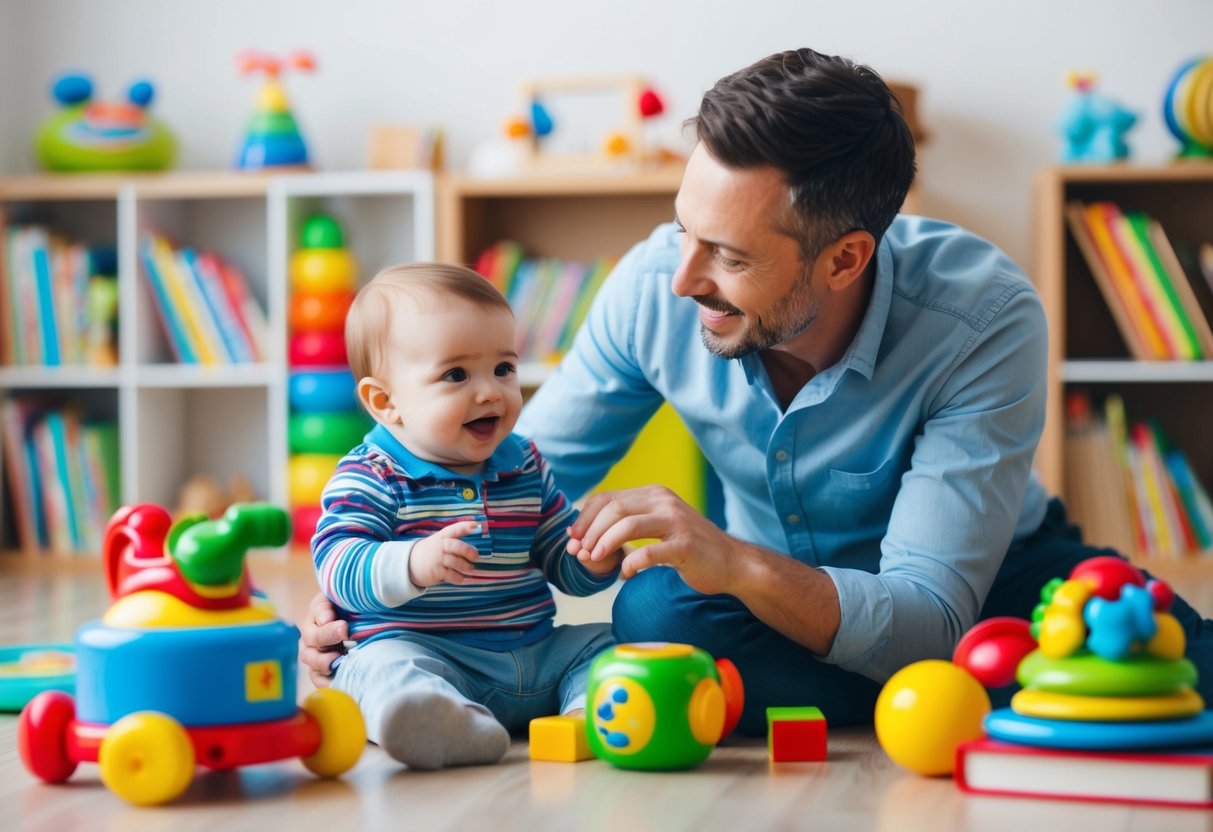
[379,296,522,473]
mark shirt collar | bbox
[365,423,526,483]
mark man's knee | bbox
[612,568,691,643]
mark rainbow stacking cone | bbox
[235,50,314,170]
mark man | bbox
[302,47,1213,735]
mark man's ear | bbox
[357,377,399,425]
[821,230,877,291]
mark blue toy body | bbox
[1059,76,1137,163]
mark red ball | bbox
[289,331,348,367]
[952,617,1037,688]
[1070,556,1145,600]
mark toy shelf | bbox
[0,170,435,556]
[1033,163,1213,563]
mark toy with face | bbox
[36,73,176,172]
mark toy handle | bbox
[172,502,290,586]
[102,504,174,600]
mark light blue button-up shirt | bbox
[516,217,1050,682]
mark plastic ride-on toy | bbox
[18,502,365,805]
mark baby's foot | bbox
[379,690,509,770]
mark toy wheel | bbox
[300,688,365,777]
[99,712,195,806]
[18,691,78,783]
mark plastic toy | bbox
[288,368,357,413]
[234,50,315,170]
[289,411,370,455]
[1058,72,1136,163]
[1164,57,1213,159]
[17,502,365,805]
[874,659,991,776]
[288,453,344,506]
[289,290,356,333]
[502,75,671,171]
[291,504,324,549]
[36,73,176,172]
[529,714,593,762]
[85,276,119,366]
[0,644,75,712]
[585,643,744,771]
[767,706,827,762]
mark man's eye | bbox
[716,251,744,270]
[442,368,468,382]
[495,362,517,377]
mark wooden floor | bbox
[4,554,1213,831]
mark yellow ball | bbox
[874,659,990,776]
[290,248,357,294]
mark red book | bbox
[956,738,1213,808]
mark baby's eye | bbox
[495,362,517,377]
[442,367,468,382]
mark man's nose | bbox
[671,247,710,298]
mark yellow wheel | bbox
[99,712,195,806]
[301,689,365,777]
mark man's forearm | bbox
[730,544,842,656]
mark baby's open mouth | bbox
[464,416,499,436]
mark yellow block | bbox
[529,715,593,762]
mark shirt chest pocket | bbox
[819,457,901,531]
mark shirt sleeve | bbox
[312,452,423,613]
[820,285,1048,681]
[515,239,665,500]
[527,442,620,595]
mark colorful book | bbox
[1165,448,1213,552]
[0,227,13,365]
[215,258,268,361]
[1119,210,1200,359]
[28,227,61,366]
[169,245,224,364]
[139,234,196,363]
[1134,215,1213,359]
[1,397,44,552]
[956,738,1213,808]
[194,252,255,363]
[1064,203,1149,359]
[1106,205,1187,359]
[1084,202,1169,359]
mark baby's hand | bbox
[566,535,623,577]
[409,520,482,588]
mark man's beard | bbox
[699,272,819,360]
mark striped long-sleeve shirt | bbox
[312,424,618,650]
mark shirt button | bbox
[461,487,476,500]
[787,514,800,524]
[775,449,789,462]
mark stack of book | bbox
[1066,201,1213,360]
[0,225,116,367]
[1,396,119,554]
[1064,390,1213,559]
[475,241,615,364]
[139,232,269,365]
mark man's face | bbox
[671,144,823,360]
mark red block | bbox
[769,717,828,762]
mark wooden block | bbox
[529,715,593,762]
[767,706,828,762]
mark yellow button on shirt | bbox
[461,486,476,501]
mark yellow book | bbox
[152,235,218,365]
[1083,203,1169,359]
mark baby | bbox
[311,262,620,770]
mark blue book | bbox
[29,229,60,366]
[184,249,254,363]
[43,411,81,551]
[139,235,197,363]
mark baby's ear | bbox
[357,377,398,424]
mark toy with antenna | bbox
[1057,71,1137,164]
[234,50,316,170]
[1164,57,1213,160]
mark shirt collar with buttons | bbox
[364,423,526,484]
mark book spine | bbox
[139,234,195,363]
[29,228,61,366]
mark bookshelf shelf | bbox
[1060,359,1213,383]
[1035,164,1213,563]
[0,171,435,555]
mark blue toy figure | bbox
[1058,72,1137,163]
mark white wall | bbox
[4,0,1213,271]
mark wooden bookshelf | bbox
[1033,163,1213,560]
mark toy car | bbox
[18,502,365,806]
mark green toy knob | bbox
[172,502,290,586]
[301,214,344,249]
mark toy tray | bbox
[0,643,75,711]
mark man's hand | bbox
[408,520,482,588]
[299,591,349,689]
[566,485,741,595]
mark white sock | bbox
[379,690,509,770]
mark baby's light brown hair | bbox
[346,262,513,382]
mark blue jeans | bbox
[612,498,1213,736]
[334,623,614,739]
